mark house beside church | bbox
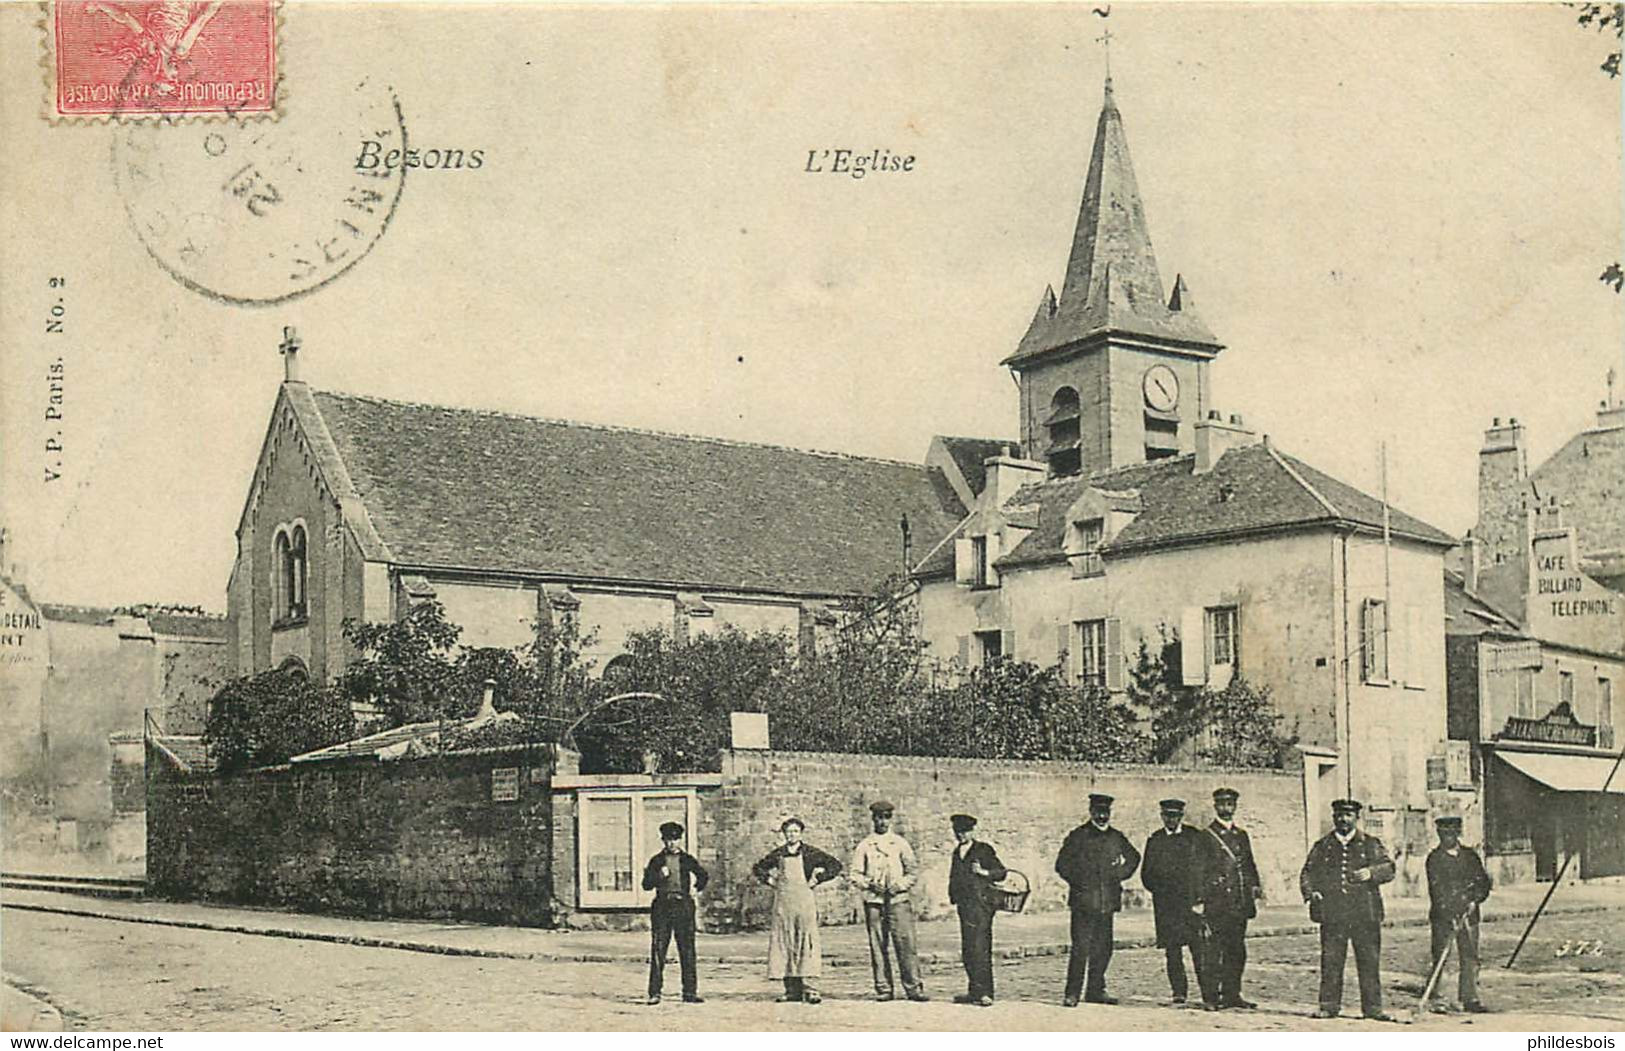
[909,76,1462,849]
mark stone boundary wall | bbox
[695,749,1305,932]
[146,744,565,926]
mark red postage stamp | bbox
[50,1,277,120]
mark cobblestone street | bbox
[5,905,1621,1031]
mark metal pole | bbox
[1504,744,1625,968]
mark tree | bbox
[204,668,354,772]
[334,600,466,725]
[1126,626,1295,769]
[1574,4,1623,290]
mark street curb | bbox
[2,898,1611,968]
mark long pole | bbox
[1504,744,1625,968]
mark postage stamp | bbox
[48,0,277,121]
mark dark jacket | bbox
[949,840,1008,913]
[1055,823,1141,913]
[751,843,843,886]
[1201,821,1262,920]
[1425,845,1491,923]
[1299,830,1395,927]
[642,849,709,900]
[1141,825,1204,946]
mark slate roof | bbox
[149,612,226,638]
[914,441,1456,578]
[1004,79,1219,367]
[307,390,965,597]
[37,605,225,638]
[1444,569,1526,639]
[938,436,1021,499]
[150,735,211,773]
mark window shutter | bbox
[1002,629,1016,661]
[1360,600,1381,682]
[986,533,1002,586]
[1104,617,1124,692]
[956,635,971,667]
[1180,607,1206,685]
[1057,623,1072,680]
[954,538,975,585]
[1404,607,1417,692]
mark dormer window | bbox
[1046,387,1082,476]
[1069,518,1105,578]
[955,532,1002,589]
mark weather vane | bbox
[1093,6,1113,79]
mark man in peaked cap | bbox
[642,821,709,1005]
[1300,799,1395,1020]
[1140,798,1208,1006]
[1425,815,1492,1013]
[1201,787,1263,1010]
[849,800,928,1002]
[1055,792,1140,1006]
[948,813,1007,1006]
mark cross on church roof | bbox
[281,325,302,383]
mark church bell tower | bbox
[1003,76,1224,476]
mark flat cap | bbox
[950,813,977,832]
[1159,798,1186,811]
[1434,815,1463,828]
[1212,787,1240,802]
[869,800,895,815]
[659,821,685,839]
[1331,798,1363,814]
[1088,793,1114,808]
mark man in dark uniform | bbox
[1299,799,1395,1020]
[1425,815,1492,1013]
[1055,792,1141,1006]
[1202,786,1263,1010]
[949,818,1007,1007]
[1140,798,1207,1006]
[948,813,1006,1007]
[643,820,709,1005]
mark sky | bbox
[1,2,1621,612]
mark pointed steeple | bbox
[1005,77,1219,367]
[1059,76,1165,313]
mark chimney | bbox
[981,452,1046,509]
[280,325,302,383]
[1463,534,1482,593]
[1194,410,1258,474]
[1476,416,1529,568]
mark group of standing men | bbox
[643,792,1494,1019]
[1057,789,1259,1010]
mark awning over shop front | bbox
[1495,749,1625,794]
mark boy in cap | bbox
[948,813,1006,1006]
[1299,799,1395,1020]
[1424,815,1492,1013]
[1055,792,1140,1006]
[849,800,928,1002]
[1202,787,1262,1009]
[642,820,709,1005]
[1140,798,1208,1006]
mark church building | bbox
[226,338,966,688]
[909,76,1461,844]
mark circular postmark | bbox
[113,77,406,306]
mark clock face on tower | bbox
[1142,364,1180,412]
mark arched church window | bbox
[277,525,308,623]
[1046,387,1082,476]
[273,531,291,621]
